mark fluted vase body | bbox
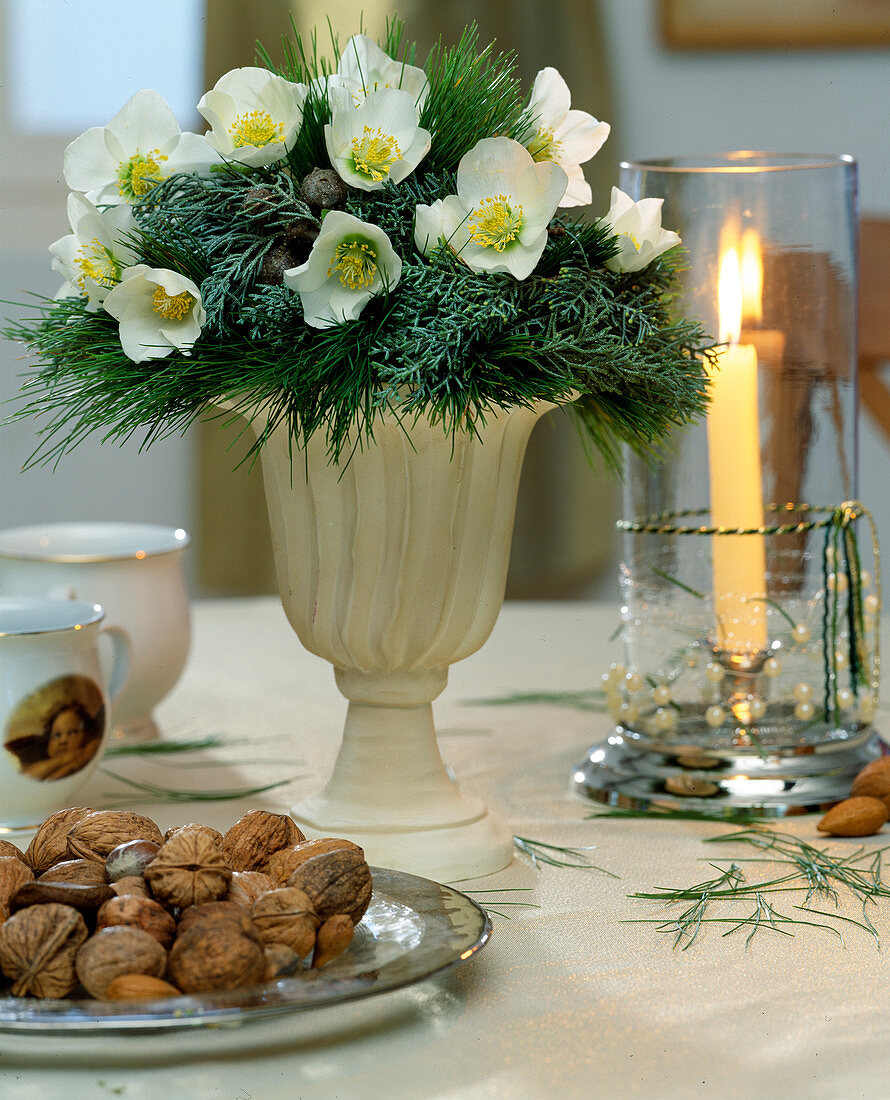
[256,402,553,880]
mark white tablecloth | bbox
[2,598,889,1100]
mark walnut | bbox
[25,806,94,874]
[263,943,302,980]
[76,926,167,999]
[228,870,276,908]
[176,901,258,941]
[286,848,372,924]
[67,810,163,863]
[167,923,266,994]
[0,902,88,998]
[38,858,107,886]
[0,840,27,864]
[105,839,160,882]
[164,823,224,846]
[251,887,319,956]
[0,857,34,911]
[145,830,232,910]
[96,895,176,950]
[265,838,363,886]
[313,914,355,968]
[222,810,304,873]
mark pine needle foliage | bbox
[3,18,713,471]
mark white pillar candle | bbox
[706,246,768,657]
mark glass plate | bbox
[0,867,491,1033]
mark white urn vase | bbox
[252,401,555,881]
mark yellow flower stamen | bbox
[626,232,642,253]
[117,150,167,200]
[74,239,120,289]
[327,239,378,290]
[468,195,523,252]
[229,110,285,149]
[152,287,193,321]
[351,127,403,182]
[527,126,561,163]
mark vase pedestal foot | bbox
[291,690,514,881]
[291,794,514,882]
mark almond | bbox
[104,973,181,1001]
[853,755,890,782]
[851,757,890,808]
[817,795,888,837]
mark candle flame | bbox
[718,246,743,345]
[740,228,763,323]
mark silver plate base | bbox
[572,728,884,817]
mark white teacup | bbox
[0,597,130,831]
[0,523,190,744]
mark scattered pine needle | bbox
[99,767,299,803]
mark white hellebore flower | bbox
[325,86,431,191]
[284,211,401,329]
[413,199,447,257]
[602,187,681,273]
[64,90,218,206]
[523,68,610,208]
[329,34,430,109]
[198,67,308,168]
[417,137,566,280]
[49,194,139,310]
[103,265,206,363]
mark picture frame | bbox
[661,0,890,49]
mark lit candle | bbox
[706,245,768,657]
[739,228,785,366]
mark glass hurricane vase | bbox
[574,153,880,815]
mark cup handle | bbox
[100,624,132,704]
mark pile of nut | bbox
[817,755,890,837]
[0,807,372,1002]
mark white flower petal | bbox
[457,138,532,208]
[559,163,593,208]
[424,137,567,280]
[337,35,429,108]
[49,196,139,308]
[103,265,204,361]
[522,71,610,210]
[168,131,221,175]
[414,200,446,256]
[513,161,568,235]
[284,211,400,328]
[49,234,80,277]
[528,67,571,130]
[63,127,117,193]
[556,110,610,159]
[603,188,681,272]
[197,68,305,167]
[326,87,428,191]
[65,90,204,205]
[106,90,181,151]
[196,90,234,135]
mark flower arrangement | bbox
[5,21,711,468]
